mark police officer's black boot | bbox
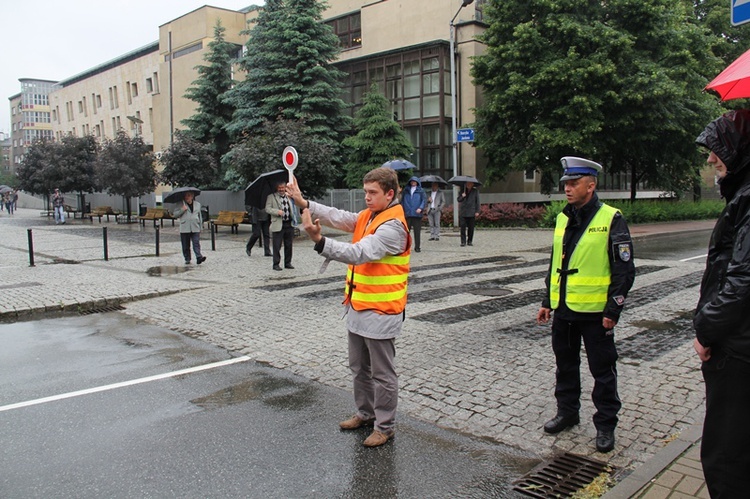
[543,413,580,434]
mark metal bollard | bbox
[210,221,216,251]
[103,227,109,261]
[27,229,35,267]
[155,226,160,257]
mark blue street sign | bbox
[732,0,750,26]
[456,128,475,142]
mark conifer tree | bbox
[224,0,349,147]
[342,83,414,188]
[181,20,236,178]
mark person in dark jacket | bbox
[246,205,271,257]
[400,176,426,252]
[536,156,635,453]
[457,181,480,246]
[693,109,750,497]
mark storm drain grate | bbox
[79,304,126,315]
[512,452,615,498]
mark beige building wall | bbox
[153,6,254,153]
[40,1,551,201]
[49,45,159,145]
[9,93,22,171]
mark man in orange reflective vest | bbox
[287,167,411,447]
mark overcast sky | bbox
[1,1,262,134]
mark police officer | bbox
[536,157,635,453]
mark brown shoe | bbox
[363,429,394,447]
[339,415,375,430]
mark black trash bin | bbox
[201,205,209,225]
[85,202,91,215]
[139,203,147,217]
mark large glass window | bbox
[336,45,453,178]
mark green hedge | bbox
[436,199,724,228]
[540,199,724,227]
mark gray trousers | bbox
[348,332,398,433]
[427,210,441,238]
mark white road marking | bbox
[0,356,251,413]
[679,254,707,262]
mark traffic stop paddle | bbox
[283,146,298,183]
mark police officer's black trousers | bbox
[551,316,621,431]
[701,352,750,498]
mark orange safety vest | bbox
[344,205,411,314]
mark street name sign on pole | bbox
[732,0,750,26]
[456,128,475,143]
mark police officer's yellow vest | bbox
[550,204,619,312]
[344,205,411,314]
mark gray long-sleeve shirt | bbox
[308,200,409,339]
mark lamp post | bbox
[450,0,474,228]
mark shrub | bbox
[440,203,546,228]
[540,199,724,227]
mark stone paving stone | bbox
[1,208,712,490]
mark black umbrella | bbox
[382,159,416,171]
[163,186,201,204]
[245,169,288,209]
[419,175,448,187]
[447,175,482,187]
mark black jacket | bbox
[694,178,750,361]
[694,110,750,362]
[542,193,636,322]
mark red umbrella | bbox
[706,48,750,101]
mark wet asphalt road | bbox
[634,229,712,262]
[0,314,536,498]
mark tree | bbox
[472,0,722,199]
[159,131,219,189]
[224,118,336,199]
[56,134,99,211]
[17,138,57,198]
[342,83,414,188]
[96,130,157,222]
[180,19,236,184]
[224,0,350,149]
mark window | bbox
[326,12,361,49]
[166,42,203,61]
[131,83,138,98]
[96,94,102,108]
[126,81,132,105]
[91,94,97,115]
[113,86,119,108]
[109,87,114,110]
[152,72,159,93]
[146,78,153,93]
[525,167,536,182]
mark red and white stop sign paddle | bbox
[282,146,298,183]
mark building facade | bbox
[11,0,669,202]
[8,79,56,173]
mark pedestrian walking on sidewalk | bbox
[457,182,480,246]
[400,176,426,252]
[287,167,411,448]
[52,188,65,224]
[536,156,635,453]
[426,183,445,241]
[245,206,271,257]
[265,182,296,271]
[173,191,205,265]
[693,109,750,497]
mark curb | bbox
[603,418,704,498]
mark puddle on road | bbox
[190,372,317,411]
[146,265,192,277]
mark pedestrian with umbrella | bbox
[400,176,426,252]
[449,176,482,247]
[420,175,447,241]
[169,187,205,265]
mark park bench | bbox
[89,206,120,222]
[137,207,177,227]
[212,210,245,234]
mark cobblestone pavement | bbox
[1,208,714,492]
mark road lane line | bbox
[679,254,707,262]
[0,356,252,413]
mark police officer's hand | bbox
[536,307,551,324]
[603,317,616,330]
